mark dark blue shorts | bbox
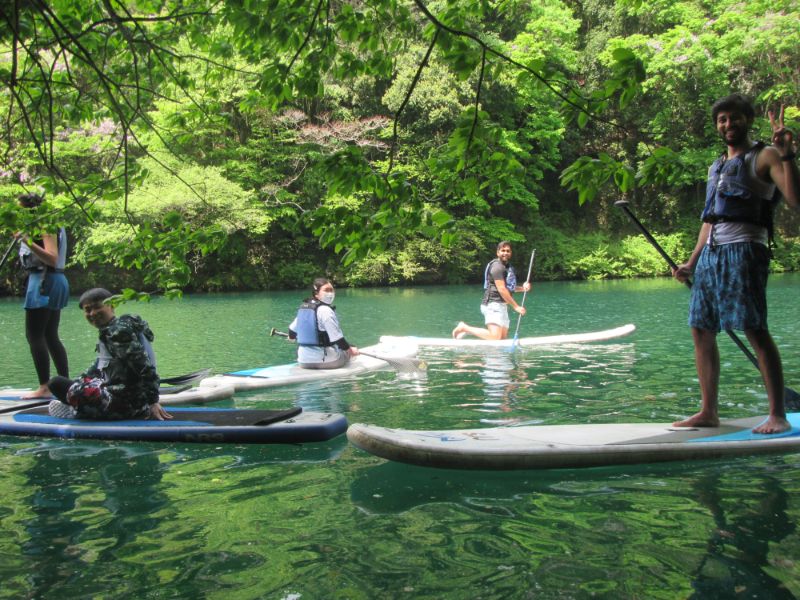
[688,242,769,332]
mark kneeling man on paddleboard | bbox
[46,288,171,421]
[452,241,531,341]
[673,94,799,434]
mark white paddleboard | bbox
[0,382,235,407]
[379,323,636,348]
[199,341,419,391]
[347,413,800,470]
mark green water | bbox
[1,276,799,599]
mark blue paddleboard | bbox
[0,406,347,444]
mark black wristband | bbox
[781,152,796,161]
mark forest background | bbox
[0,0,798,297]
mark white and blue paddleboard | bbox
[200,341,419,391]
[379,323,636,349]
[0,382,235,408]
[347,413,800,470]
[0,406,347,444]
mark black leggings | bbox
[25,308,69,385]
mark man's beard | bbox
[720,127,748,147]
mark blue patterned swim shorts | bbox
[688,242,769,332]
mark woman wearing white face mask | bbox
[288,277,359,369]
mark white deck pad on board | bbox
[379,323,636,349]
[347,413,800,470]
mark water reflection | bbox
[350,457,800,597]
[450,350,533,425]
[688,472,796,599]
[11,445,167,598]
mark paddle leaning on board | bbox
[615,200,800,411]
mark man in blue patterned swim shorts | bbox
[673,94,799,434]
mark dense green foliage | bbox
[0,0,797,295]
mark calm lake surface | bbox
[1,275,799,599]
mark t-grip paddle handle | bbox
[270,328,289,338]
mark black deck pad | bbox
[23,406,303,427]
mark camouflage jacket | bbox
[83,314,160,416]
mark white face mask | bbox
[319,291,335,305]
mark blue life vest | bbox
[484,259,517,291]
[295,299,333,347]
[701,142,778,237]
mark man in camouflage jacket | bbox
[47,288,171,420]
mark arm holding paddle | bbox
[672,223,712,285]
[496,277,528,315]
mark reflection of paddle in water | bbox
[688,471,795,598]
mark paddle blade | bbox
[361,352,427,374]
[785,387,800,412]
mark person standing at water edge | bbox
[672,95,799,434]
[288,277,359,369]
[452,241,531,341]
[47,288,171,420]
[16,192,70,399]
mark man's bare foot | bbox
[22,385,53,399]
[672,412,719,428]
[752,415,791,435]
[452,322,467,339]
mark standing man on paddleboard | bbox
[452,241,531,341]
[673,94,799,434]
[46,288,171,420]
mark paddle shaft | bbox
[0,238,18,270]
[511,249,536,345]
[615,200,800,405]
[0,399,52,415]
